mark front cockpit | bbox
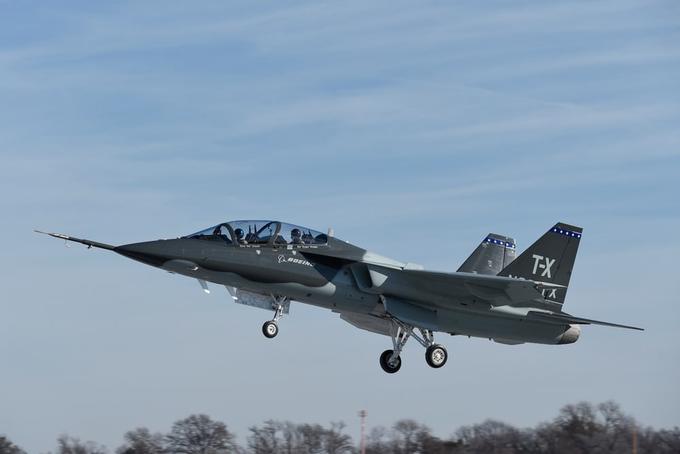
[183,220,329,247]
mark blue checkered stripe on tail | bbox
[484,237,515,249]
[551,227,582,239]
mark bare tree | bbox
[365,426,389,454]
[449,401,680,454]
[165,414,236,454]
[56,435,108,454]
[247,420,280,454]
[593,401,636,453]
[116,427,164,454]
[247,421,354,454]
[296,423,325,453]
[553,401,602,453]
[277,421,298,453]
[455,419,524,454]
[364,420,450,454]
[391,420,421,454]
[322,422,354,454]
[637,426,680,453]
[0,436,26,454]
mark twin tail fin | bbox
[458,233,516,275]
[498,222,582,305]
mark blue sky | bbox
[1,1,679,451]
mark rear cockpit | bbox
[183,220,328,247]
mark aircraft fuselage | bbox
[114,238,577,346]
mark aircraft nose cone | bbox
[115,240,172,267]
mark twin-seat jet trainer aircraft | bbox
[36,220,641,373]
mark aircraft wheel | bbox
[379,350,401,374]
[425,344,448,368]
[262,321,278,338]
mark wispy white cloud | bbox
[413,104,678,141]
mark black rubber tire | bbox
[379,349,402,374]
[425,344,448,368]
[262,321,278,338]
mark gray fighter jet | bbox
[36,220,642,373]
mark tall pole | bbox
[632,426,638,454]
[359,410,367,454]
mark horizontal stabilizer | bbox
[527,311,643,331]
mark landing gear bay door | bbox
[225,287,290,314]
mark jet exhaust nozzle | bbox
[557,324,581,344]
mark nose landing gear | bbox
[262,320,279,338]
[261,295,288,339]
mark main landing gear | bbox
[262,295,288,339]
[379,317,448,373]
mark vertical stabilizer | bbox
[458,233,516,275]
[498,223,582,305]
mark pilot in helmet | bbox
[234,228,247,244]
[291,228,303,244]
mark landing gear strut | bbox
[379,317,448,373]
[262,295,288,339]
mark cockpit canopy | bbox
[184,220,328,246]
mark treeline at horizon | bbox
[1,401,679,454]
